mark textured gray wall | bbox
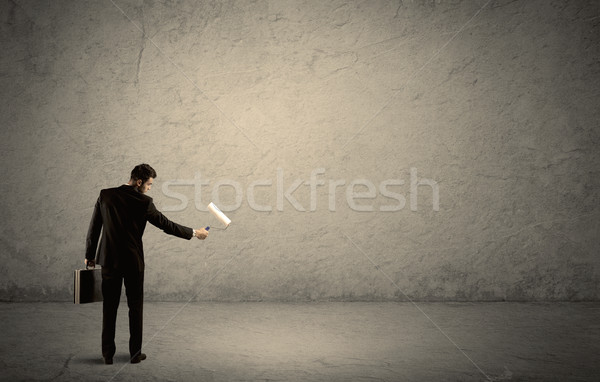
[1,0,599,301]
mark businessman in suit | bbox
[85,164,209,365]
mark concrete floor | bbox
[0,302,598,382]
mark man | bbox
[85,164,209,365]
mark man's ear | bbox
[136,179,142,187]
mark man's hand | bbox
[194,228,209,240]
[85,259,95,268]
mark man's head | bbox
[129,164,157,194]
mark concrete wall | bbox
[1,0,599,301]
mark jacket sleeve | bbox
[146,201,194,240]
[85,195,103,261]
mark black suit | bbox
[86,185,193,359]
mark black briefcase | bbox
[74,267,103,304]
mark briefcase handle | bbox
[86,264,95,270]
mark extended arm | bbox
[147,201,205,239]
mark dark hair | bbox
[130,164,157,184]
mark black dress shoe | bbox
[130,353,147,364]
[104,357,113,365]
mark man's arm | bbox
[85,196,102,266]
[146,201,208,240]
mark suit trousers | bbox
[101,266,144,359]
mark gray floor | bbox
[0,302,598,382]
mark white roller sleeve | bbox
[207,202,231,227]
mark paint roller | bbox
[205,202,231,231]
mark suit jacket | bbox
[85,185,193,272]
